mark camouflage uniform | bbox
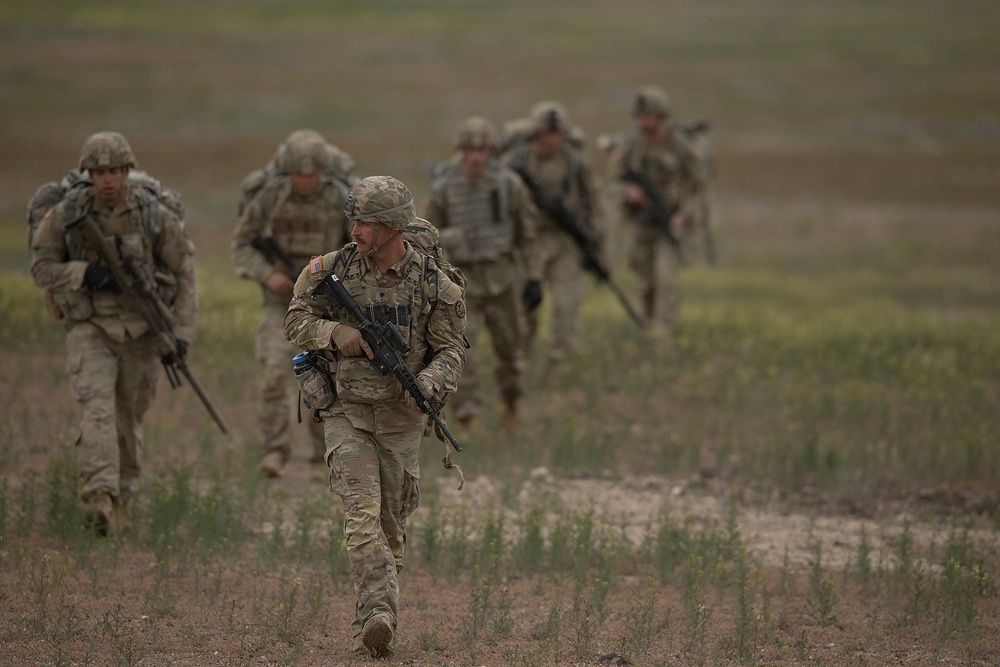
[424,116,543,424]
[231,130,351,471]
[617,87,708,330]
[500,101,604,371]
[284,176,466,649]
[30,132,198,521]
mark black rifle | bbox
[512,166,645,327]
[251,233,302,279]
[311,272,463,454]
[621,168,681,246]
[68,216,230,434]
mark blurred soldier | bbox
[424,116,544,431]
[501,101,604,375]
[616,86,708,332]
[30,131,199,535]
[284,176,466,658]
[232,129,351,478]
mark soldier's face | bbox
[636,112,666,140]
[532,130,563,159]
[352,219,392,255]
[461,147,491,179]
[291,172,321,196]
[89,166,129,207]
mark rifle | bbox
[251,233,302,279]
[512,166,645,328]
[69,216,230,434]
[312,271,463,454]
[621,168,681,246]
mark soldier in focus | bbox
[424,116,543,431]
[232,130,352,478]
[501,101,605,375]
[284,176,467,658]
[30,131,199,535]
[616,86,708,333]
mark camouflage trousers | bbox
[629,223,686,330]
[256,303,325,464]
[452,287,525,421]
[322,410,421,638]
[524,230,585,369]
[66,322,159,502]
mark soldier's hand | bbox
[405,374,437,412]
[522,280,543,311]
[263,271,295,295]
[623,182,649,208]
[84,263,121,294]
[331,324,373,359]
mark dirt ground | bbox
[3,450,997,667]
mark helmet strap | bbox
[362,226,402,258]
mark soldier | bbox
[30,131,199,535]
[501,101,605,375]
[616,86,708,333]
[424,116,543,431]
[232,129,352,478]
[284,176,467,658]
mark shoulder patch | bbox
[309,255,326,275]
[437,275,464,305]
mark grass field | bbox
[1,1,999,665]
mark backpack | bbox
[675,120,715,180]
[26,168,185,250]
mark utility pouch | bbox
[292,351,336,410]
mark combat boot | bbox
[361,614,394,658]
[259,454,283,479]
[83,491,114,537]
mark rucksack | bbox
[26,168,185,249]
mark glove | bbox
[84,263,121,294]
[522,280,543,311]
[405,374,437,412]
[331,324,373,359]
[174,339,188,360]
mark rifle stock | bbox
[312,272,463,453]
[512,166,645,328]
[71,216,230,434]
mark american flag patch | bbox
[309,256,324,275]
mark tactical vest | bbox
[504,144,587,223]
[326,244,442,365]
[62,186,162,269]
[433,167,516,264]
[255,174,344,265]
[622,134,689,207]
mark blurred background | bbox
[3,0,998,226]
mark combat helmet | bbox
[275,129,331,175]
[79,131,136,170]
[453,116,500,151]
[633,86,671,118]
[528,100,569,136]
[343,175,416,230]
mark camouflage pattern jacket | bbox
[231,174,350,307]
[30,183,198,343]
[617,128,708,222]
[284,242,467,435]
